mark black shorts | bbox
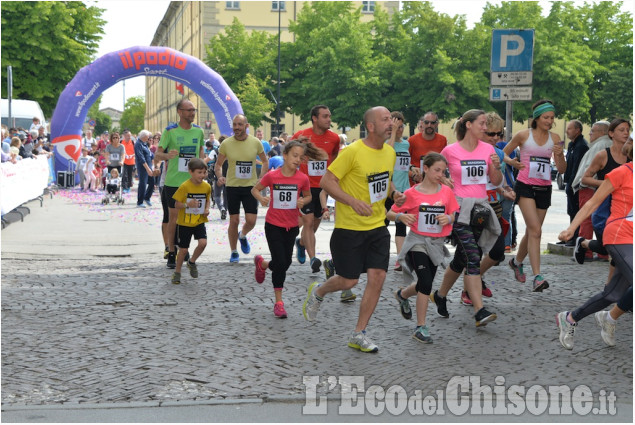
[330,227,390,279]
[514,180,552,210]
[176,223,207,249]
[226,186,258,215]
[164,185,179,209]
[300,187,324,218]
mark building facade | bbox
[146,1,399,140]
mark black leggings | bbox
[265,222,299,289]
[406,251,437,295]
[617,286,632,312]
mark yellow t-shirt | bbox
[328,139,396,231]
[173,179,212,227]
[218,135,264,187]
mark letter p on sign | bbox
[491,29,534,72]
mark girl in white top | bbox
[503,100,566,292]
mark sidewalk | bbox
[1,186,632,422]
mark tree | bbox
[0,1,105,117]
[87,96,111,135]
[205,18,278,125]
[282,1,380,129]
[119,96,145,134]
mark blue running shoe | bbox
[230,251,240,263]
[295,237,306,264]
[239,236,250,254]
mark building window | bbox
[226,1,240,10]
[362,1,375,13]
[272,1,285,11]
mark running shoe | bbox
[171,272,181,285]
[310,257,322,273]
[475,307,497,327]
[481,279,493,297]
[594,311,616,347]
[295,238,306,264]
[221,209,227,220]
[254,255,266,284]
[412,325,433,343]
[508,258,526,283]
[166,251,176,269]
[324,259,335,280]
[556,311,576,350]
[532,275,549,292]
[144,200,152,207]
[394,288,412,320]
[460,290,472,306]
[429,290,449,318]
[239,236,251,254]
[394,261,402,272]
[348,330,379,353]
[187,260,198,278]
[573,237,587,265]
[303,281,322,321]
[274,301,288,318]
[230,251,240,263]
[136,204,145,208]
[340,289,357,303]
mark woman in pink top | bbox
[503,100,566,292]
[429,109,503,327]
[251,140,312,318]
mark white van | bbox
[1,99,47,130]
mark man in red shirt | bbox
[408,111,447,182]
[293,105,340,274]
[121,129,136,193]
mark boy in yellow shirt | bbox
[171,158,211,284]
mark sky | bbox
[92,0,634,111]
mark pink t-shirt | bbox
[391,184,459,237]
[441,141,495,199]
[517,130,554,186]
[259,168,310,229]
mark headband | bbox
[533,103,555,119]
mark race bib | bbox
[109,153,120,161]
[394,152,410,172]
[178,145,197,172]
[460,160,487,185]
[367,171,390,204]
[528,156,551,180]
[308,160,327,176]
[185,193,206,215]
[418,205,445,234]
[235,161,253,179]
[272,184,298,209]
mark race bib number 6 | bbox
[185,193,206,215]
[367,171,390,203]
[272,184,298,209]
[460,159,487,185]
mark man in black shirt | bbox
[562,119,589,245]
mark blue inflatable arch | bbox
[50,46,243,173]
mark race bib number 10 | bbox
[272,184,298,209]
[460,159,487,185]
[367,171,390,204]
[418,205,445,234]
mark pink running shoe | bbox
[274,301,287,318]
[254,255,266,284]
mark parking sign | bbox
[491,29,534,72]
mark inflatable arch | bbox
[50,46,243,173]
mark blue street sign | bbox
[491,29,534,72]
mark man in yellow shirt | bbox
[302,106,405,353]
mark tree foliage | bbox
[235,74,274,129]
[87,96,111,135]
[119,96,145,134]
[0,1,105,117]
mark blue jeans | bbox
[500,198,515,247]
[137,168,154,205]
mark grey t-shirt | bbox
[106,144,125,167]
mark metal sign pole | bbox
[506,100,513,141]
[7,66,13,127]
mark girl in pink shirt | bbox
[251,141,312,318]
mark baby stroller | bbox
[101,173,124,205]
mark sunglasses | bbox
[423,120,438,125]
[485,132,504,137]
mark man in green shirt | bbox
[156,99,206,268]
[215,114,268,263]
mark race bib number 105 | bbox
[367,171,390,204]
